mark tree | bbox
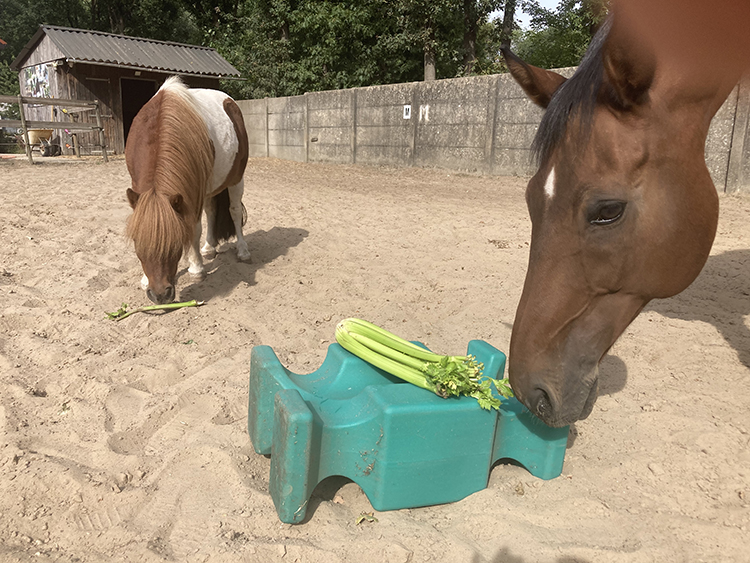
[387,0,465,81]
[513,0,609,68]
[195,1,402,99]
[499,0,517,50]
[1,0,512,103]
[276,1,412,93]
[0,0,201,99]
[89,0,199,42]
[0,0,83,96]
[460,0,504,75]
[206,0,427,98]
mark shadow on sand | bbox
[645,248,750,367]
[177,226,309,302]
[478,550,591,563]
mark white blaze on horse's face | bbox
[544,167,556,200]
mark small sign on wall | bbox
[403,105,411,119]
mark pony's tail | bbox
[210,189,247,243]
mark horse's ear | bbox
[170,194,184,214]
[601,19,656,111]
[502,47,567,109]
[126,188,139,209]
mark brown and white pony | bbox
[125,76,250,304]
[502,0,750,427]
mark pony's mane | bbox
[531,17,612,165]
[126,77,214,261]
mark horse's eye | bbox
[589,201,626,225]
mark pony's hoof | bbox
[237,250,252,263]
[201,247,217,259]
[188,267,206,280]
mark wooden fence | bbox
[0,94,108,164]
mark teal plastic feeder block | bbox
[247,340,569,524]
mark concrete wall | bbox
[356,82,416,167]
[706,82,739,190]
[235,98,266,158]
[725,77,750,194]
[308,88,355,164]
[238,72,750,193]
[490,67,577,177]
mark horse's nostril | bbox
[146,288,158,304]
[165,286,175,303]
[531,387,554,420]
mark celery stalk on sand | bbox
[106,300,204,321]
[335,318,514,411]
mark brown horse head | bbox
[126,188,192,304]
[503,3,747,427]
[124,80,213,304]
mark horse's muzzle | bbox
[146,285,175,304]
[520,372,599,428]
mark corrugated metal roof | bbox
[12,25,240,78]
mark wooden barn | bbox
[10,25,240,155]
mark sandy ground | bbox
[0,155,748,563]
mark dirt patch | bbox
[1,156,748,562]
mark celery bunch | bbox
[335,318,513,411]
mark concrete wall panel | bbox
[357,83,415,107]
[414,146,486,172]
[416,123,487,148]
[238,66,750,192]
[356,145,412,167]
[356,125,411,147]
[236,99,266,157]
[357,106,412,127]
[308,142,352,164]
[269,144,305,162]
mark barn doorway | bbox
[121,78,157,144]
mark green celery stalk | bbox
[335,318,514,411]
[105,300,204,321]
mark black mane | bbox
[531,17,612,165]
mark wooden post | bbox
[409,88,419,168]
[265,98,269,158]
[485,76,500,176]
[94,101,109,163]
[18,95,33,164]
[303,93,309,163]
[351,89,358,164]
[72,134,81,158]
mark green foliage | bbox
[290,1,418,91]
[0,61,20,98]
[209,0,512,99]
[470,20,510,76]
[0,0,517,102]
[0,56,21,152]
[0,0,78,73]
[513,0,609,69]
[0,0,200,73]
[126,0,201,43]
[422,354,514,411]
[206,0,425,99]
